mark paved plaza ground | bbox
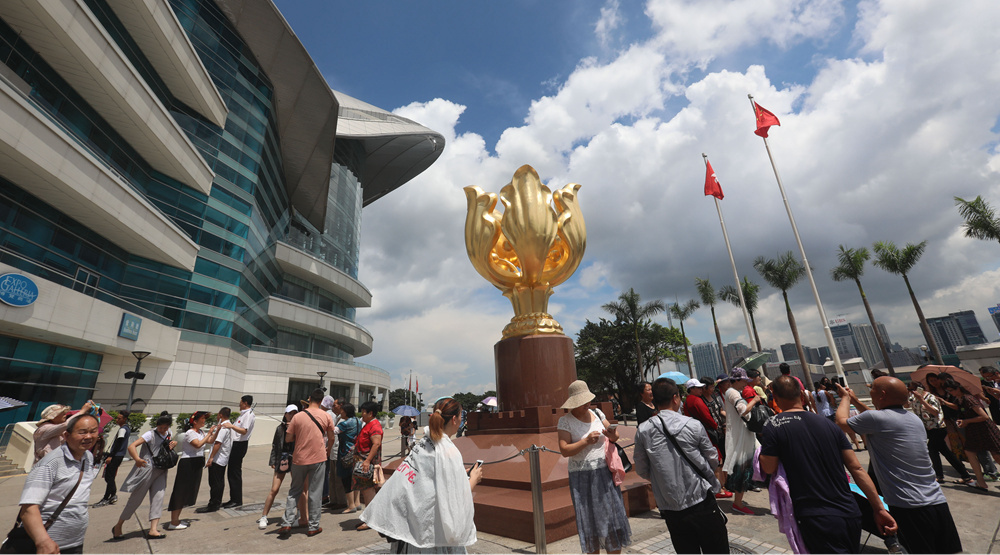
[3,425,1000,554]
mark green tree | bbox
[830,245,895,375]
[575,318,684,413]
[754,251,814,390]
[388,388,419,411]
[695,277,727,372]
[872,240,941,365]
[955,196,1000,244]
[719,277,763,354]
[602,288,666,382]
[669,299,700,377]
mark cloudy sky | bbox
[274,0,1000,401]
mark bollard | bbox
[528,445,547,554]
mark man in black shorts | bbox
[760,376,896,553]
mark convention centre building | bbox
[0,0,443,427]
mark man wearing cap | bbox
[635,378,729,553]
[321,395,341,507]
[221,395,254,508]
[684,378,730,499]
[94,411,130,507]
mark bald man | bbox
[836,377,962,554]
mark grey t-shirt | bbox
[847,408,947,509]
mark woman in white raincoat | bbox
[360,397,483,553]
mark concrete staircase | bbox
[0,454,24,477]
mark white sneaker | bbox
[163,523,188,531]
[257,516,268,530]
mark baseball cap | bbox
[284,404,298,413]
[715,374,731,383]
[685,378,706,389]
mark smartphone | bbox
[468,460,483,476]
[608,424,619,431]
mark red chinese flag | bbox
[408,375,411,392]
[416,378,419,394]
[753,102,781,138]
[704,160,724,200]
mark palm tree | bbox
[955,196,1000,244]
[695,277,727,373]
[602,288,666,382]
[754,252,815,390]
[830,245,895,375]
[719,276,763,353]
[872,240,942,365]
[669,299,700,378]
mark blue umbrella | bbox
[392,405,419,417]
[657,371,690,384]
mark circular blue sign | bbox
[0,273,39,307]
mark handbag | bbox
[742,402,775,434]
[151,433,178,470]
[1,467,84,554]
[277,451,292,473]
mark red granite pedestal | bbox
[453,334,654,543]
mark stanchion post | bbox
[528,445,547,553]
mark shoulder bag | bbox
[151,432,178,470]
[1,467,85,554]
[741,401,775,434]
[353,420,379,479]
[591,409,632,479]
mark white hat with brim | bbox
[685,378,706,390]
[285,404,298,413]
[561,380,596,409]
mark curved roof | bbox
[333,91,445,206]
[216,0,338,230]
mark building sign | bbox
[0,273,38,307]
[828,317,849,326]
[988,304,1000,315]
[118,313,142,341]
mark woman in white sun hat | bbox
[557,380,632,554]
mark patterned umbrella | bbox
[392,405,420,417]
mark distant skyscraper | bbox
[763,348,779,363]
[853,322,891,367]
[818,346,831,361]
[723,342,752,367]
[830,324,861,360]
[804,346,822,366]
[692,342,723,380]
[781,343,798,362]
[928,315,968,355]
[992,308,1000,336]
[951,310,987,345]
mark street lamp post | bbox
[317,371,327,392]
[920,345,929,363]
[126,351,150,413]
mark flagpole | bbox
[704,154,759,356]
[749,94,845,384]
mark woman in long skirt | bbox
[112,412,177,539]
[557,380,632,554]
[722,368,760,515]
[165,411,219,530]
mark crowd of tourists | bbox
[9,363,1000,554]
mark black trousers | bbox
[796,513,862,554]
[927,427,971,480]
[102,455,124,500]
[208,462,227,508]
[227,441,248,504]
[659,494,730,554]
[889,502,962,554]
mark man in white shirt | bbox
[198,407,234,513]
[222,395,254,508]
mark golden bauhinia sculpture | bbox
[464,165,586,339]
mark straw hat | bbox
[38,404,68,424]
[561,380,596,409]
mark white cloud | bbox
[595,0,623,49]
[356,0,1000,392]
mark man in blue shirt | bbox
[761,376,894,553]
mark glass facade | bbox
[0,334,103,428]
[0,0,373,363]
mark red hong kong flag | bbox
[753,102,781,138]
[416,378,419,394]
[704,160,724,200]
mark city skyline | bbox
[272,0,1000,399]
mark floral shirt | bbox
[909,392,944,430]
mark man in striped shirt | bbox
[18,413,101,553]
